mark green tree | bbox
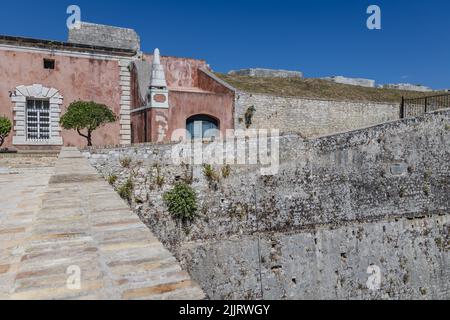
[60,101,116,147]
[0,116,12,148]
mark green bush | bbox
[163,182,198,221]
[156,175,165,188]
[203,164,219,182]
[120,157,132,168]
[117,178,133,203]
[221,165,231,179]
[423,184,431,197]
[203,164,214,179]
[0,116,12,148]
[245,106,256,129]
[108,174,118,185]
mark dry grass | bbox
[216,73,444,104]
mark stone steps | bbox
[0,147,205,300]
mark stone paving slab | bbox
[0,148,205,300]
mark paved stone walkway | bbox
[0,148,205,300]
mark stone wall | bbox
[235,92,400,137]
[382,83,433,92]
[322,76,376,88]
[68,22,140,51]
[84,110,450,300]
[228,68,303,79]
[183,215,448,299]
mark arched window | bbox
[186,115,220,140]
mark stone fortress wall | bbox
[382,83,433,92]
[229,68,303,79]
[68,22,141,51]
[228,68,436,91]
[321,76,376,88]
[84,109,450,300]
[235,92,400,137]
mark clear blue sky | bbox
[0,0,448,89]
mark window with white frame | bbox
[26,99,51,141]
[11,84,63,146]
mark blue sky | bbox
[0,0,448,88]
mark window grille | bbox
[26,99,50,142]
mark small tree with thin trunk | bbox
[0,116,12,148]
[60,101,117,147]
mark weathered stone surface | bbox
[322,76,375,88]
[382,83,433,92]
[49,174,101,184]
[183,215,448,300]
[85,110,450,300]
[229,68,303,79]
[68,22,140,51]
[390,163,408,176]
[0,148,204,300]
[235,92,399,136]
[0,167,9,174]
[0,157,55,299]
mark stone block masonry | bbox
[235,92,400,137]
[382,83,433,92]
[229,68,303,79]
[184,215,448,299]
[322,76,375,88]
[0,148,204,300]
[119,59,133,145]
[85,109,450,300]
[68,22,141,51]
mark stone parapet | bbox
[229,68,303,79]
[68,22,140,52]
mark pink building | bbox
[0,23,235,150]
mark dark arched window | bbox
[186,115,220,140]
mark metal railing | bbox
[401,93,450,118]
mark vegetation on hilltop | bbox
[216,73,445,104]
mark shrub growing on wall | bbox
[0,116,12,148]
[163,182,198,221]
[60,101,116,147]
[117,178,134,203]
[245,106,256,129]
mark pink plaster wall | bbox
[131,92,234,144]
[130,56,235,144]
[0,49,122,149]
[143,54,208,89]
[168,90,234,139]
